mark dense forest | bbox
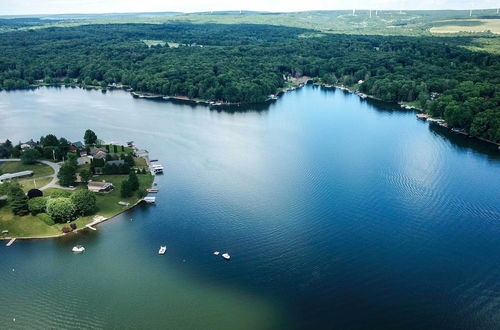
[0,23,498,142]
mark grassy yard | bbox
[0,173,154,238]
[17,177,53,192]
[0,207,60,238]
[0,161,54,178]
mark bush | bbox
[27,189,43,199]
[70,223,77,230]
[49,190,72,198]
[21,148,40,164]
[70,189,96,215]
[28,197,47,215]
[37,213,55,226]
[47,197,76,223]
[61,226,71,233]
[9,184,29,216]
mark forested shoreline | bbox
[0,23,498,142]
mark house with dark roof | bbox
[71,141,86,152]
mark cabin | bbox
[0,170,33,183]
[87,181,115,193]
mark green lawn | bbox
[0,207,60,238]
[0,173,154,238]
[17,177,53,192]
[0,161,54,178]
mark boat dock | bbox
[143,197,156,204]
[6,238,16,247]
[146,188,159,193]
[85,224,97,231]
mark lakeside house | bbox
[87,181,115,193]
[90,147,108,160]
[0,170,33,183]
[134,149,149,158]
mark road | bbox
[0,158,74,191]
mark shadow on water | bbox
[162,97,272,113]
[428,122,500,161]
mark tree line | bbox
[0,23,498,141]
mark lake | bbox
[0,86,499,329]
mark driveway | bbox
[0,158,74,191]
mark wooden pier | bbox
[6,238,16,247]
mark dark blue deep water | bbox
[0,86,499,329]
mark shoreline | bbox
[313,82,500,148]
[3,82,498,148]
[1,197,147,241]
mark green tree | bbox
[28,197,48,215]
[128,170,139,191]
[58,162,77,186]
[9,184,29,216]
[70,189,96,215]
[79,169,92,183]
[120,179,133,198]
[47,197,76,223]
[21,148,40,164]
[84,129,98,145]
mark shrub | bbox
[37,213,55,226]
[28,197,47,215]
[61,226,71,233]
[9,184,29,216]
[21,148,40,164]
[27,189,43,199]
[47,197,76,223]
[70,189,96,215]
[70,223,77,230]
[49,190,72,198]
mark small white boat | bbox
[72,245,85,253]
[159,246,167,255]
[213,251,220,255]
[222,253,230,260]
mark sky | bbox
[0,0,498,16]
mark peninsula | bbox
[0,130,154,239]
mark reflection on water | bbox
[0,86,499,329]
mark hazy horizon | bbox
[1,0,499,16]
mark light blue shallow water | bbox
[0,86,499,329]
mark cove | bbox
[0,86,499,329]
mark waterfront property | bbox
[87,181,114,193]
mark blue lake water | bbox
[0,86,499,329]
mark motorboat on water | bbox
[213,251,220,255]
[222,253,230,260]
[72,245,85,253]
[159,246,167,255]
